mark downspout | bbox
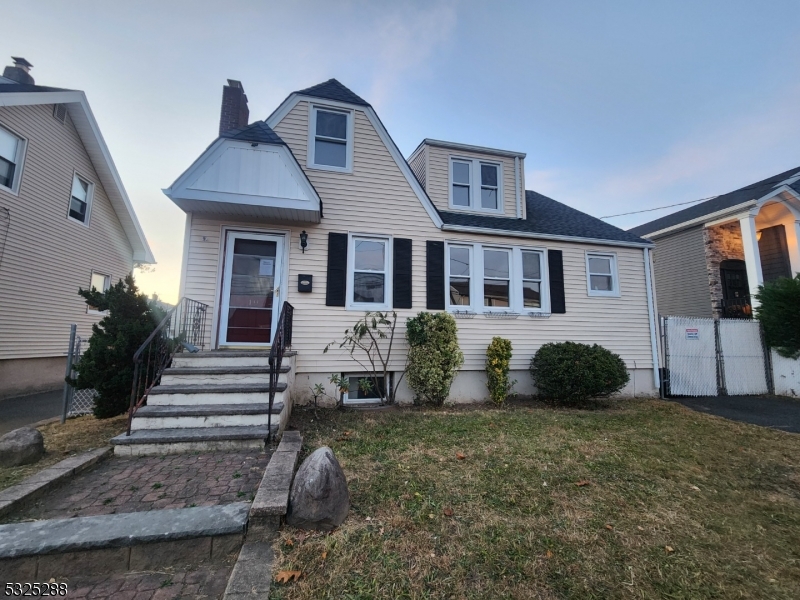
[514,156,522,219]
[643,247,660,390]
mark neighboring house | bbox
[0,57,154,398]
[164,78,660,403]
[629,168,800,319]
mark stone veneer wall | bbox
[703,222,745,318]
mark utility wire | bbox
[600,195,717,220]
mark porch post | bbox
[790,219,800,276]
[739,215,764,309]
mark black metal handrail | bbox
[127,297,209,435]
[268,301,294,442]
[719,296,752,319]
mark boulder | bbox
[0,427,44,467]
[286,446,349,530]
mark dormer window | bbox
[308,105,354,173]
[449,157,502,213]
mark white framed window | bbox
[347,234,392,310]
[586,252,619,297]
[446,244,472,307]
[342,373,388,405]
[521,250,544,309]
[483,248,511,308]
[87,271,111,314]
[308,105,354,173]
[444,242,549,314]
[0,124,26,194]
[68,173,94,225]
[448,157,503,213]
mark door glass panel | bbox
[226,238,277,343]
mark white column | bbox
[789,220,800,276]
[739,215,764,308]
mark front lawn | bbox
[271,399,800,599]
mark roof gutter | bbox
[441,223,654,248]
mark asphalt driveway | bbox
[672,395,800,433]
[0,389,63,435]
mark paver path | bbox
[4,451,270,522]
[65,562,233,599]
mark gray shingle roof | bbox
[295,79,370,106]
[0,83,72,93]
[628,166,800,236]
[440,191,649,245]
[219,120,285,146]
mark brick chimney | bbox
[3,57,34,85]
[219,79,249,136]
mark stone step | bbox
[110,426,276,456]
[172,351,296,369]
[0,504,249,579]
[146,383,287,406]
[130,403,284,430]
[161,365,290,387]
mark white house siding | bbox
[0,104,133,394]
[651,226,712,318]
[423,144,521,218]
[180,100,657,400]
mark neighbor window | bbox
[586,252,619,296]
[449,158,503,213]
[309,106,352,171]
[483,248,511,308]
[348,235,391,309]
[68,173,93,224]
[0,125,25,193]
[444,242,549,314]
[447,245,472,307]
[87,272,111,313]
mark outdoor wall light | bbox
[756,230,763,241]
[299,230,308,253]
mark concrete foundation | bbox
[0,356,66,400]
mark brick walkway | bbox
[64,562,233,599]
[4,451,270,522]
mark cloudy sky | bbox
[4,0,799,302]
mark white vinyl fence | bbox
[771,350,800,397]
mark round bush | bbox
[530,342,629,405]
[406,312,464,406]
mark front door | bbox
[219,231,284,347]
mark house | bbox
[628,168,800,319]
[162,78,660,406]
[0,57,154,398]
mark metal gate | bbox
[663,316,771,397]
[61,324,98,421]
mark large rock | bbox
[0,427,44,468]
[286,446,349,531]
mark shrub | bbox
[486,337,514,406]
[71,274,162,419]
[755,274,800,359]
[406,312,464,405]
[530,341,629,405]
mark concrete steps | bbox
[111,351,296,455]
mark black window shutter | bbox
[548,249,566,314]
[426,241,445,310]
[393,238,413,309]
[326,232,348,307]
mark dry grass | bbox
[0,414,126,491]
[270,399,800,599]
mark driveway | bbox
[672,395,800,433]
[0,389,63,434]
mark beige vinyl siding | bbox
[0,104,134,360]
[181,100,654,374]
[408,146,426,189]
[651,226,711,318]
[425,144,519,218]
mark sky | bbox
[3,0,800,303]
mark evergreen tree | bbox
[756,274,800,359]
[72,274,160,418]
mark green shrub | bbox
[486,337,514,406]
[756,274,800,359]
[71,274,161,419]
[530,341,629,405]
[406,312,464,406]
